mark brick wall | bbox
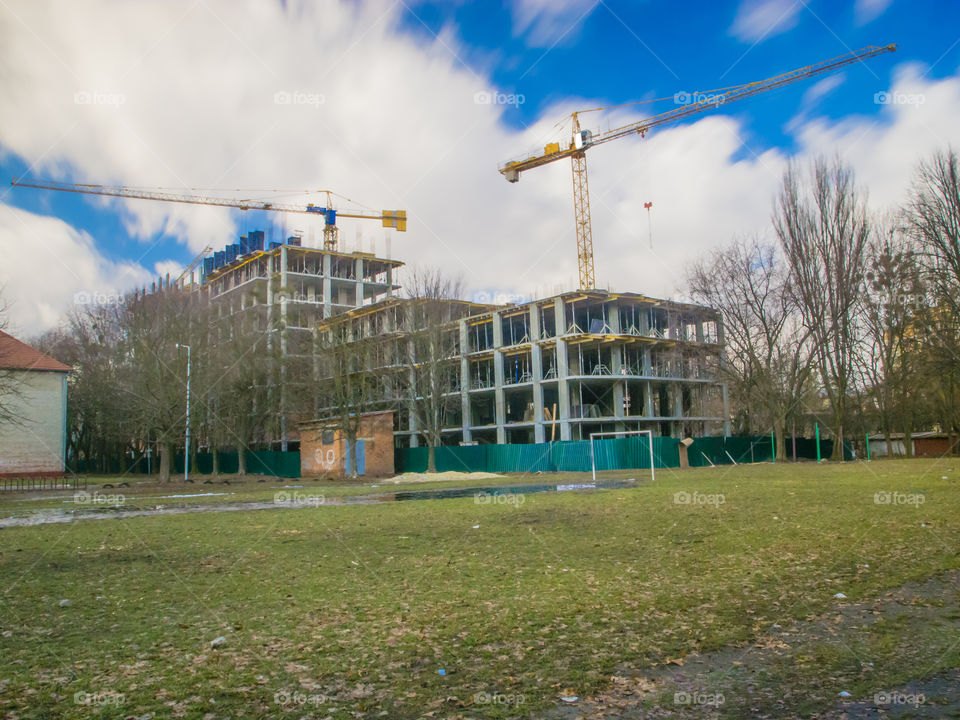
[300,410,394,479]
[0,370,66,475]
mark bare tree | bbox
[200,296,280,476]
[313,325,381,479]
[686,236,813,458]
[121,287,208,482]
[774,157,870,460]
[401,268,465,473]
[903,147,960,450]
[859,216,925,456]
[906,147,960,313]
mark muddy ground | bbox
[546,570,960,719]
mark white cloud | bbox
[0,0,958,333]
[730,0,802,42]
[510,0,598,47]
[855,0,893,25]
[801,74,846,109]
[0,203,150,334]
[154,259,184,281]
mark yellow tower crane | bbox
[9,179,407,252]
[500,44,896,290]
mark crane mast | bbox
[500,44,896,290]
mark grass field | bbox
[1,459,958,718]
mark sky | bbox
[1,0,959,335]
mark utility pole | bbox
[176,343,191,482]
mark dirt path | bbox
[546,570,960,719]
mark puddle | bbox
[154,492,235,499]
[0,478,636,527]
[390,479,634,503]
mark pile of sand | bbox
[383,471,506,484]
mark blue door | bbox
[345,440,366,476]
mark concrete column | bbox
[722,382,731,436]
[607,302,620,334]
[322,253,332,319]
[556,337,572,441]
[354,257,364,308]
[529,303,545,443]
[611,341,625,426]
[640,305,651,335]
[408,355,419,447]
[492,312,506,443]
[645,381,654,417]
[459,320,471,443]
[386,265,394,298]
[554,297,566,335]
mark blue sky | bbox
[1,0,959,333]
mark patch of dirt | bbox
[545,570,960,719]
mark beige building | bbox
[0,331,70,476]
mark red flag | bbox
[643,202,653,209]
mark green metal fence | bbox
[69,451,301,478]
[395,436,680,474]
[393,434,846,474]
[174,451,301,478]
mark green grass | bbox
[0,459,958,718]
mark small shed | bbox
[299,410,394,478]
[867,431,956,458]
[913,432,954,457]
[867,433,911,458]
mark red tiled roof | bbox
[0,331,71,372]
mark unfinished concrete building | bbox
[320,290,730,447]
[194,232,403,447]
[185,232,728,448]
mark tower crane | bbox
[500,44,896,290]
[176,244,212,285]
[9,179,407,252]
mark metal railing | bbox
[0,475,88,492]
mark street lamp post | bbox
[176,343,191,483]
